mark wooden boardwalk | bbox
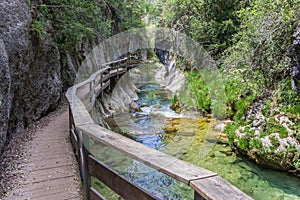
[66,60,252,200]
[6,109,83,200]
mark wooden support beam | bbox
[190,176,253,200]
[194,191,204,200]
[90,187,107,200]
[77,124,217,185]
[88,155,158,200]
[66,56,253,200]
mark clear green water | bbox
[92,65,300,200]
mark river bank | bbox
[97,62,300,199]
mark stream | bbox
[91,64,300,200]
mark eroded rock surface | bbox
[155,59,185,93]
[232,98,300,172]
[0,0,62,152]
[291,24,300,94]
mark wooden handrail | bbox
[88,155,157,200]
[66,56,253,200]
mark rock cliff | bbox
[291,24,300,94]
[0,0,65,152]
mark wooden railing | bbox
[66,57,253,200]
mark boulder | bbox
[129,102,142,112]
[155,59,185,93]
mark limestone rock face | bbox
[291,25,300,94]
[0,0,62,151]
[0,39,12,149]
[155,60,185,93]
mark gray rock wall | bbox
[0,0,62,151]
[0,39,12,150]
[291,25,300,94]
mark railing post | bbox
[80,132,91,200]
[69,105,72,135]
[194,191,205,200]
[69,107,79,160]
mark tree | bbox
[165,0,243,59]
[221,0,299,88]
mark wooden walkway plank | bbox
[12,176,80,194]
[23,167,77,185]
[190,175,253,200]
[5,109,83,200]
[27,152,75,162]
[19,158,75,173]
[28,151,75,160]
[29,190,79,200]
[14,183,79,200]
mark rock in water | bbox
[106,71,140,113]
[155,59,185,93]
[129,102,142,112]
[140,106,151,114]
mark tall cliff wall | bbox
[291,25,300,94]
[0,0,70,152]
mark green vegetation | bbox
[170,94,181,113]
[30,0,299,175]
[162,0,243,59]
[91,177,120,200]
[31,0,149,52]
[145,91,157,103]
[32,4,49,36]
[178,72,212,114]
[174,64,261,119]
[274,78,300,116]
[158,0,300,173]
[163,0,299,117]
